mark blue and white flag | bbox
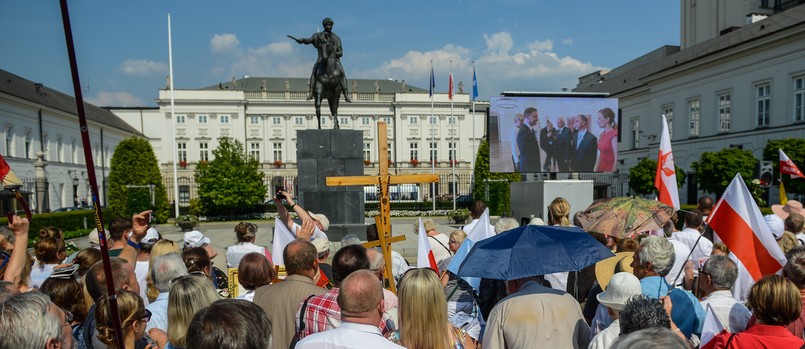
[472,66,478,101]
[447,208,495,290]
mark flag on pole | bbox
[429,65,435,98]
[416,217,439,273]
[448,71,454,101]
[447,208,495,290]
[780,149,804,179]
[271,222,296,266]
[706,173,786,301]
[472,65,478,101]
[654,114,679,210]
[0,153,22,188]
[699,304,726,349]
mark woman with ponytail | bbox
[95,289,152,349]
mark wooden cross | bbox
[326,121,439,293]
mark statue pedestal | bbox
[297,129,366,241]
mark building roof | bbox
[574,3,805,95]
[198,77,428,94]
[0,69,142,135]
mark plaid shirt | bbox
[296,287,396,339]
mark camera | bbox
[275,187,286,201]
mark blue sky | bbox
[0,1,679,107]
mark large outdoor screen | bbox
[488,96,619,173]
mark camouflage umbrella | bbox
[576,196,675,239]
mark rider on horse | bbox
[292,17,352,103]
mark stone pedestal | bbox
[297,130,366,241]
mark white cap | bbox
[311,238,330,254]
[764,214,785,240]
[143,227,160,243]
[596,272,642,311]
[308,212,330,231]
[183,230,210,249]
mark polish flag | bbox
[780,149,804,179]
[448,72,454,101]
[706,173,786,301]
[417,217,439,273]
[654,114,679,209]
[271,222,296,266]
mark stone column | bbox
[34,151,48,213]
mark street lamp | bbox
[70,170,79,207]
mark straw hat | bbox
[597,272,642,311]
[772,200,804,220]
[595,252,635,290]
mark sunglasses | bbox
[140,309,152,323]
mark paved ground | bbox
[72,216,473,269]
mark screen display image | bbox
[488,96,619,174]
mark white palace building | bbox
[110,78,488,207]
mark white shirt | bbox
[429,233,452,273]
[576,129,587,149]
[226,242,265,268]
[666,239,692,287]
[699,290,751,333]
[511,126,521,163]
[294,322,405,349]
[145,292,169,332]
[29,263,56,289]
[135,260,150,306]
[292,222,328,240]
[237,289,256,302]
[589,319,620,349]
[671,228,714,276]
[373,247,411,283]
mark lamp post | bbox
[70,170,79,207]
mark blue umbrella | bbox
[457,225,614,280]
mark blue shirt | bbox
[639,276,704,339]
[146,292,169,332]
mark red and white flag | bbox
[780,149,804,179]
[699,304,726,349]
[706,173,786,301]
[448,71,454,101]
[417,217,439,273]
[654,115,679,209]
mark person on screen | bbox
[555,117,571,172]
[516,107,541,172]
[540,119,557,172]
[594,107,618,172]
[571,114,597,172]
[510,113,524,171]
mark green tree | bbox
[692,148,757,197]
[108,137,170,222]
[195,137,266,216]
[763,138,805,194]
[628,158,686,195]
[471,139,520,216]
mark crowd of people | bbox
[512,107,618,173]
[2,195,805,349]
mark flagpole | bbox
[430,61,436,213]
[168,14,180,218]
[450,61,456,211]
[471,63,477,190]
[58,1,125,347]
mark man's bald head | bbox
[283,239,317,276]
[338,270,383,319]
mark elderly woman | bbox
[226,222,270,268]
[164,275,220,349]
[440,230,480,342]
[395,269,476,349]
[708,275,804,348]
[414,219,452,272]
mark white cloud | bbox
[357,31,603,97]
[120,59,167,77]
[86,91,145,107]
[562,38,574,45]
[209,37,312,79]
[210,34,240,53]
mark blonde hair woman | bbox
[166,274,220,348]
[397,268,476,349]
[96,289,150,349]
[146,239,181,302]
[548,197,571,227]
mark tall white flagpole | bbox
[450,61,456,211]
[430,60,436,213]
[168,14,179,218]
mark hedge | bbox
[0,209,123,245]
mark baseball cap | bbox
[764,214,785,240]
[183,230,211,249]
[127,227,161,243]
[311,237,330,254]
[308,212,330,231]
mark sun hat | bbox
[308,212,330,231]
[772,200,804,220]
[88,228,110,248]
[595,252,635,291]
[596,272,642,311]
[183,230,211,249]
[764,214,785,240]
[311,238,331,254]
